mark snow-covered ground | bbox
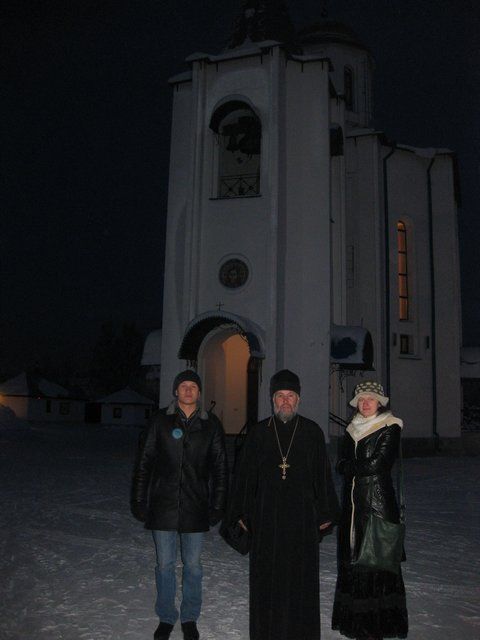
[0,422,478,640]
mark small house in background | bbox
[461,347,480,428]
[0,372,85,423]
[461,347,480,455]
[98,387,155,427]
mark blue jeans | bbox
[152,530,204,625]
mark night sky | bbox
[2,0,479,378]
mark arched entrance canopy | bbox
[178,311,266,362]
[330,324,374,370]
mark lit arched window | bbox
[209,101,261,198]
[344,66,354,111]
[397,221,409,320]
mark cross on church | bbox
[216,302,225,311]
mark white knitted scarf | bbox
[346,411,403,443]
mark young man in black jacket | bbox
[131,370,228,640]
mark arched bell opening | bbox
[209,99,262,198]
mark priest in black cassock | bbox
[225,369,339,640]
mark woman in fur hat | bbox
[332,381,408,639]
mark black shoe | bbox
[181,621,199,640]
[154,622,174,640]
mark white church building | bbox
[153,2,462,451]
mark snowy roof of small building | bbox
[98,387,154,406]
[461,347,480,379]
[0,372,73,399]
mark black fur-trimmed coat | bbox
[336,423,402,563]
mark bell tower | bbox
[159,1,333,430]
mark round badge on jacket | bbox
[172,427,184,439]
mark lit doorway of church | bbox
[199,328,251,434]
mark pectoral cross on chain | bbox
[279,457,290,480]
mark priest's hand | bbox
[319,521,332,531]
[238,519,249,532]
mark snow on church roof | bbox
[346,129,454,157]
[168,70,192,85]
[169,42,285,84]
[297,20,370,52]
[395,144,454,158]
[185,40,282,64]
[0,372,73,398]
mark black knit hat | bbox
[270,369,301,396]
[172,370,202,395]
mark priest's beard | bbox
[274,407,298,423]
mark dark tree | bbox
[89,321,145,395]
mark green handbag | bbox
[353,441,406,574]
[354,512,405,574]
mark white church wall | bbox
[385,149,461,440]
[429,156,462,438]
[343,139,436,439]
[159,81,196,405]
[329,95,346,130]
[330,98,347,328]
[198,55,279,420]
[282,59,331,426]
[160,51,293,417]
[385,149,434,438]
[344,134,385,386]
[331,154,347,324]
[329,44,373,128]
[329,102,349,423]
[342,140,461,442]
[303,41,374,128]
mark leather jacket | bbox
[131,407,228,532]
[337,424,402,562]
